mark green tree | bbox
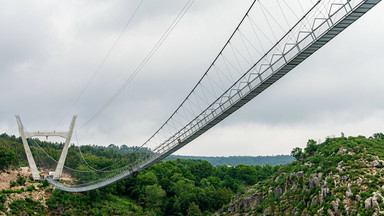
[0,146,16,170]
[305,139,317,156]
[187,202,202,216]
[291,147,303,160]
[372,133,384,140]
[144,184,165,209]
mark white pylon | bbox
[15,115,77,180]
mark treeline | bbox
[0,133,148,174]
[164,155,294,166]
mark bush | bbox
[9,198,45,215]
[10,181,17,188]
[38,180,50,189]
[26,185,36,192]
[16,174,26,186]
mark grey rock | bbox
[320,185,331,202]
[341,175,349,183]
[274,187,283,196]
[373,160,380,167]
[309,173,321,189]
[318,173,323,180]
[356,195,362,201]
[356,178,362,185]
[365,197,373,209]
[227,192,262,213]
[338,148,347,154]
[289,172,296,180]
[344,204,351,216]
[311,196,320,206]
[296,171,304,178]
[338,160,344,166]
[304,162,313,167]
[331,199,340,212]
[327,208,335,216]
[372,197,380,209]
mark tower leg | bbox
[53,115,77,180]
[15,115,40,180]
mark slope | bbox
[217,133,384,215]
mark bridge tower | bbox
[15,115,77,180]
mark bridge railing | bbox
[149,0,359,158]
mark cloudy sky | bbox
[1,0,384,157]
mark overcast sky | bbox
[1,0,384,156]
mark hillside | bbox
[216,133,384,215]
[94,144,295,166]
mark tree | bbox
[372,133,384,140]
[0,146,16,170]
[305,139,317,156]
[144,184,165,209]
[291,147,303,160]
[187,202,202,216]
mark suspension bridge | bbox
[17,0,381,192]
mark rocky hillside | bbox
[216,134,384,215]
[0,170,52,215]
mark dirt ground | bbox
[0,169,31,190]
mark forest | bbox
[0,133,281,215]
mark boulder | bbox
[356,178,362,185]
[338,148,347,154]
[365,197,373,209]
[356,195,362,201]
[296,171,304,178]
[289,172,296,180]
[309,173,322,189]
[372,197,380,210]
[311,196,320,206]
[274,187,283,196]
[331,199,340,212]
[320,185,331,202]
[346,190,353,198]
[341,175,349,183]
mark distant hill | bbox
[164,155,295,166]
[104,143,295,166]
[217,133,384,215]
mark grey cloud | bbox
[1,1,383,155]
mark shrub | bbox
[10,181,17,188]
[16,174,26,186]
[9,198,45,215]
[26,185,36,192]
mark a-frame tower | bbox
[16,115,77,180]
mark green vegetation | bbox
[35,159,277,215]
[9,198,46,215]
[0,133,280,215]
[219,133,384,215]
[4,132,384,215]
